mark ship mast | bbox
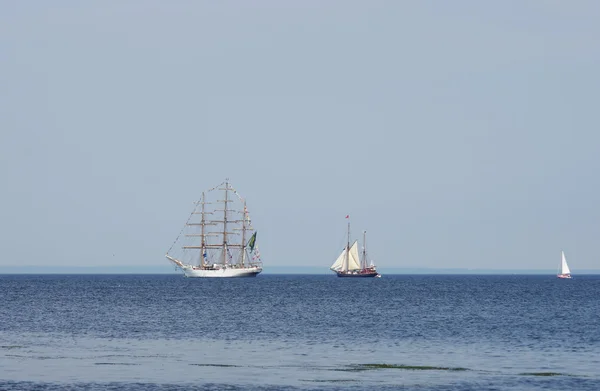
[200,192,206,267]
[179,180,249,268]
[222,180,229,265]
[362,230,367,270]
[200,192,206,269]
[344,218,350,272]
[241,200,247,267]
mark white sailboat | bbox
[165,179,263,278]
[557,251,572,279]
[330,218,379,277]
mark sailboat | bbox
[557,250,572,279]
[330,218,380,277]
[165,179,263,278]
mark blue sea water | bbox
[1,274,599,390]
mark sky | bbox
[1,1,599,272]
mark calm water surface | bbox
[1,274,599,390]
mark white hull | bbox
[182,266,262,278]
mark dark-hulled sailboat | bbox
[330,217,380,277]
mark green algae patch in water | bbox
[519,372,564,377]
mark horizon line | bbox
[1,265,599,275]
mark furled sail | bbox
[330,241,361,271]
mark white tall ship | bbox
[557,250,572,279]
[166,179,263,278]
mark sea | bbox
[1,274,599,391]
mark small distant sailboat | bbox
[557,251,572,279]
[330,217,380,278]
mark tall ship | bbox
[557,250,572,279]
[165,179,263,277]
[330,217,380,277]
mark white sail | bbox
[330,240,361,271]
[330,248,346,271]
[347,241,361,271]
[561,251,571,275]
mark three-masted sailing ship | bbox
[165,179,263,277]
[330,217,380,277]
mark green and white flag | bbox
[247,232,257,252]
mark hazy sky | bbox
[1,1,599,271]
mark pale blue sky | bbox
[1,1,599,271]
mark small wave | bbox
[93,354,174,359]
[189,363,241,367]
[94,362,139,366]
[337,363,469,372]
[519,372,566,376]
[0,345,23,349]
[34,356,64,360]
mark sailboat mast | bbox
[344,219,350,271]
[347,220,350,248]
[200,192,206,267]
[222,180,229,265]
[559,251,563,274]
[362,230,367,269]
